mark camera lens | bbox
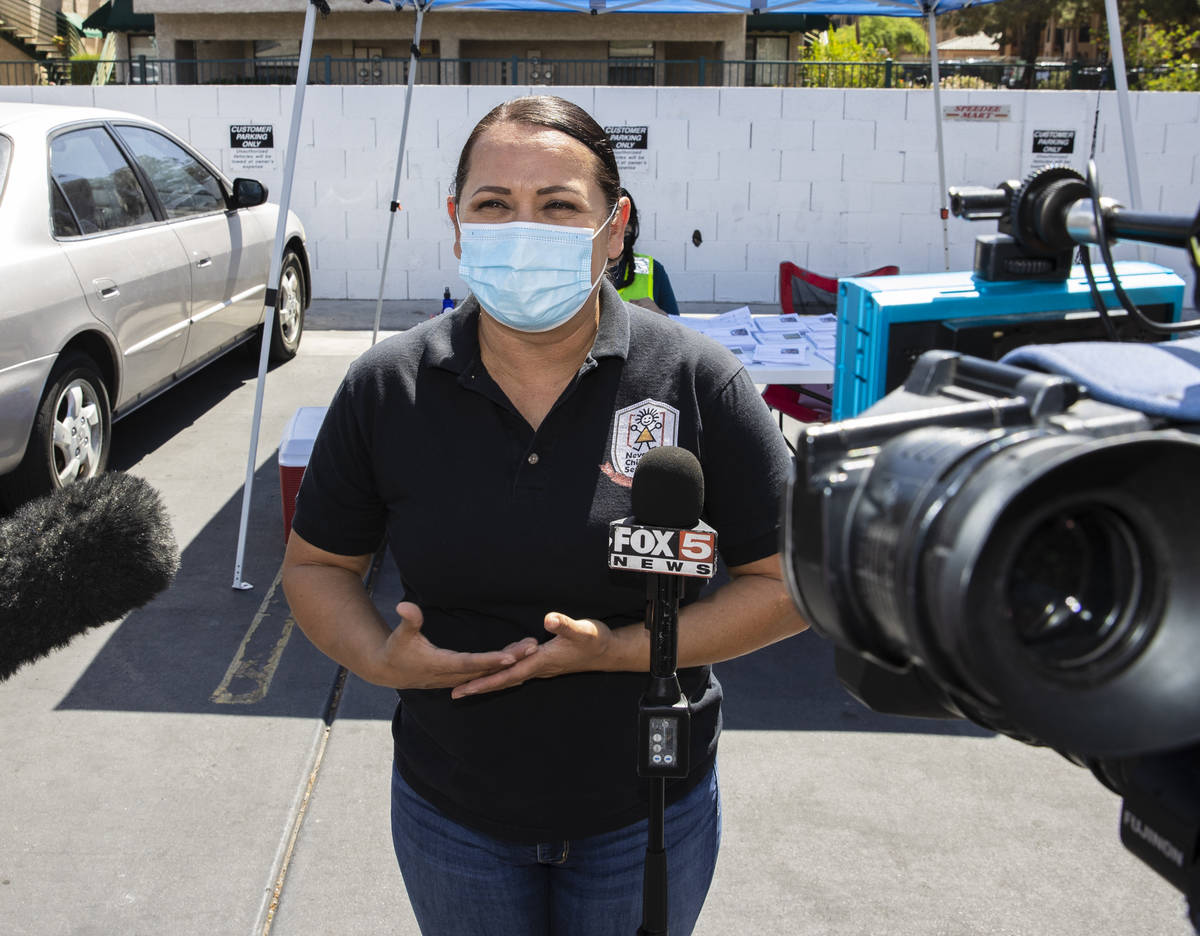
[1006,503,1147,673]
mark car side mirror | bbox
[230,178,268,209]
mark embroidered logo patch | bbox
[608,398,680,481]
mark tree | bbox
[947,0,1093,66]
[1126,20,1200,91]
[799,26,889,88]
[858,16,929,59]
[946,0,1199,64]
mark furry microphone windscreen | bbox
[0,472,180,682]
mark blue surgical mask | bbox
[457,203,619,333]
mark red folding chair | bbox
[779,261,899,317]
[765,262,900,438]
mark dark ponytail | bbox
[612,187,640,290]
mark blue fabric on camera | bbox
[1001,336,1200,421]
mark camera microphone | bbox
[0,472,180,682]
[949,167,1200,254]
[949,162,1200,336]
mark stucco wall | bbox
[2,83,1197,306]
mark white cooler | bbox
[278,406,328,543]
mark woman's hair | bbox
[452,95,622,215]
[613,187,640,290]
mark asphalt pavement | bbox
[0,298,1191,936]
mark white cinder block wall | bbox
[4,83,1198,306]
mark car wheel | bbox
[269,248,305,362]
[2,352,112,507]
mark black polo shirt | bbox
[293,281,792,843]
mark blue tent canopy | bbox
[370,0,1000,14]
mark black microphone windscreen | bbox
[0,472,180,681]
[631,446,704,529]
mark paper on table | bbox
[756,329,809,345]
[755,312,808,331]
[804,314,839,333]
[711,332,759,354]
[752,343,811,365]
[708,306,755,329]
[676,316,710,332]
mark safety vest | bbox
[617,254,655,303]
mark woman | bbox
[608,186,680,316]
[281,95,807,936]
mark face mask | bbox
[457,202,619,334]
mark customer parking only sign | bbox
[605,125,649,174]
[1030,129,1077,171]
[229,124,278,171]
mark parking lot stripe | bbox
[211,565,295,705]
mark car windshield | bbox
[0,135,11,207]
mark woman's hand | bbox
[371,601,539,690]
[449,611,616,699]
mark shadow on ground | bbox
[58,351,337,719]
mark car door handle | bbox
[95,278,120,300]
[195,255,212,269]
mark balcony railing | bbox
[1,55,1182,91]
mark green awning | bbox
[61,11,103,39]
[82,0,155,33]
[746,13,828,33]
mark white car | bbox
[0,102,309,508]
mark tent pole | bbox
[927,6,949,271]
[232,0,320,590]
[373,1,427,346]
[1103,0,1141,209]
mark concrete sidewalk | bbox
[0,307,1190,936]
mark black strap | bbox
[390,201,401,212]
[264,287,278,309]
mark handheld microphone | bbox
[609,445,719,774]
[609,446,718,734]
[0,472,180,682]
[610,446,717,936]
[608,446,717,581]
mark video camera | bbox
[782,163,1200,929]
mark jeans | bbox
[390,761,722,936]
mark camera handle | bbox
[637,573,690,936]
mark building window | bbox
[128,35,159,84]
[608,40,655,86]
[751,35,789,86]
[255,40,300,83]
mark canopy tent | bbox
[232,0,1145,587]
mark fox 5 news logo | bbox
[608,520,717,578]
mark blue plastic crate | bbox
[832,262,1186,420]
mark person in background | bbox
[281,95,806,936]
[608,186,680,316]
